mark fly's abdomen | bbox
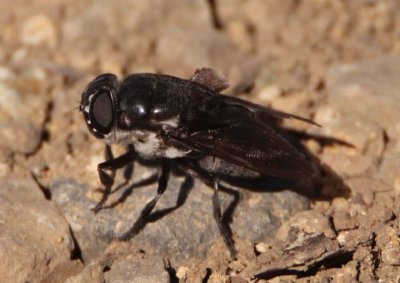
[198,156,260,178]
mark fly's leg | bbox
[106,145,136,195]
[103,173,158,210]
[147,174,193,222]
[92,145,113,213]
[93,146,136,213]
[118,159,170,241]
[212,179,237,258]
[178,159,238,258]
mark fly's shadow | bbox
[92,130,351,257]
[94,147,241,257]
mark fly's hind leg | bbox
[179,160,238,258]
[212,179,237,258]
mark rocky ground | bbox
[1,0,400,282]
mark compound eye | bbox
[92,91,113,129]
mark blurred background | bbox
[1,1,400,282]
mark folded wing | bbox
[188,119,315,179]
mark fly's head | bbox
[80,74,119,140]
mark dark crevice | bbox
[328,214,338,237]
[355,261,361,282]
[382,129,389,146]
[369,232,379,280]
[69,226,84,262]
[371,250,380,280]
[255,268,299,280]
[41,100,53,141]
[369,232,377,249]
[163,260,178,283]
[376,129,389,166]
[253,249,355,281]
[30,171,51,200]
[206,0,223,30]
[202,268,212,283]
[384,212,396,224]
[307,249,354,270]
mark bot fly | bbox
[80,68,318,257]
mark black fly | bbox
[80,68,318,257]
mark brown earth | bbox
[1,1,400,282]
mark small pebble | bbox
[254,242,270,254]
[176,266,189,280]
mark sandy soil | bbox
[1,0,400,282]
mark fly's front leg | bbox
[118,159,171,241]
[108,144,135,194]
[93,146,137,213]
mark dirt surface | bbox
[1,0,400,282]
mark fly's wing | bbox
[194,121,314,179]
[171,117,315,179]
[189,68,318,126]
[219,94,320,126]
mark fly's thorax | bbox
[105,109,189,158]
